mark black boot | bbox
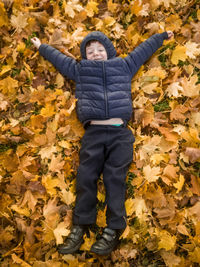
[58,225,87,254]
[90,228,121,255]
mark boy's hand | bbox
[31,37,41,49]
[166,31,174,40]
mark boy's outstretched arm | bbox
[124,31,174,77]
[31,37,77,82]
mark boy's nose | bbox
[93,50,99,55]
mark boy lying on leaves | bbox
[31,30,173,256]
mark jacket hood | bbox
[80,31,116,60]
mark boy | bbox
[31,30,173,255]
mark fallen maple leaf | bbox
[156,229,176,251]
[143,165,161,183]
[185,147,200,163]
[11,12,28,33]
[53,221,70,245]
[171,45,187,65]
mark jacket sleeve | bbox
[39,44,77,82]
[124,32,169,77]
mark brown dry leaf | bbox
[185,147,200,163]
[43,197,60,221]
[11,254,31,267]
[158,126,179,143]
[20,190,38,213]
[189,201,200,220]
[10,12,28,32]
[160,250,181,267]
[170,104,188,122]
[177,224,189,236]
[190,175,200,196]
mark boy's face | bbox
[86,41,108,61]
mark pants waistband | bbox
[90,118,123,126]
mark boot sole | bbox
[58,239,84,254]
[90,243,118,256]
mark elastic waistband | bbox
[90,118,123,126]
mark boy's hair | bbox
[85,39,102,48]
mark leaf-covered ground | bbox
[0,0,200,266]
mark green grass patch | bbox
[154,100,170,112]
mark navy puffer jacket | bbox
[39,31,168,125]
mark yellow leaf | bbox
[58,140,71,149]
[0,2,8,27]
[198,9,200,20]
[150,154,169,165]
[64,3,75,18]
[56,73,65,88]
[80,230,96,251]
[125,198,135,217]
[165,14,182,31]
[181,75,200,98]
[173,174,185,193]
[185,41,200,59]
[11,204,30,217]
[156,229,176,251]
[181,128,200,147]
[97,191,105,202]
[42,175,59,196]
[59,189,75,205]
[85,1,99,17]
[63,0,83,18]
[143,165,161,183]
[144,67,167,80]
[130,0,142,16]
[0,76,18,97]
[11,254,31,267]
[39,145,57,160]
[96,208,107,227]
[189,247,200,263]
[133,197,148,221]
[104,16,116,27]
[120,225,130,239]
[171,45,187,65]
[107,0,118,12]
[40,103,55,117]
[0,65,11,76]
[53,222,70,245]
[17,42,26,53]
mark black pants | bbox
[73,124,135,229]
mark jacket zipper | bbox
[102,61,108,117]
